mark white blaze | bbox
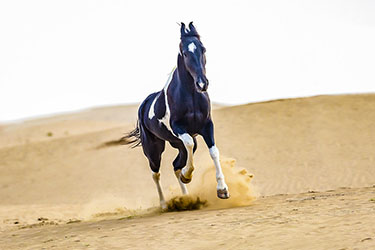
[188,42,197,53]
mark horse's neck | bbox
[167,57,210,113]
[173,55,196,94]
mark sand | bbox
[1,94,375,249]
[2,187,375,250]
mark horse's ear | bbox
[188,22,197,33]
[180,22,187,36]
[188,21,199,38]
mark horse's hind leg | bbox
[152,171,167,210]
[141,130,167,209]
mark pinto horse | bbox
[123,22,229,209]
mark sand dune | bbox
[1,94,375,249]
[213,94,375,195]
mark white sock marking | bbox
[152,172,167,209]
[178,133,194,148]
[175,170,189,195]
[179,133,195,179]
[209,145,228,191]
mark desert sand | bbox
[1,94,375,249]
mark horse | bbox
[123,22,229,209]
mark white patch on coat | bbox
[148,93,160,119]
[188,42,197,53]
[198,82,205,89]
[158,67,176,136]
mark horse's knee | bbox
[178,133,194,149]
[209,145,220,160]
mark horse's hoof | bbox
[180,173,192,184]
[160,202,168,211]
[217,188,230,199]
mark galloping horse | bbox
[123,22,229,209]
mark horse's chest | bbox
[175,105,208,132]
[183,110,205,122]
[178,95,210,126]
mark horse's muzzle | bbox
[196,80,208,92]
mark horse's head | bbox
[179,22,208,92]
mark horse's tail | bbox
[120,120,142,148]
[117,93,157,148]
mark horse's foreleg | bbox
[177,133,195,184]
[201,122,230,199]
[152,172,167,210]
[209,145,229,199]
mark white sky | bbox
[1,0,375,122]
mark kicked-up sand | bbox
[1,94,375,249]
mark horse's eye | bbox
[183,52,188,57]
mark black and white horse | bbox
[124,22,229,209]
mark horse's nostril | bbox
[196,82,208,92]
[198,82,205,89]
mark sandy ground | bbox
[1,187,375,250]
[1,94,375,249]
